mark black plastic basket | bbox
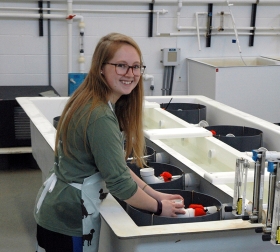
[127,189,221,226]
[205,125,263,152]
[160,103,206,124]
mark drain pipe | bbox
[143,74,155,95]
[140,168,164,184]
[176,0,183,30]
[140,167,200,188]
[226,0,242,53]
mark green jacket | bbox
[34,102,137,236]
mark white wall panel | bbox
[0,1,280,100]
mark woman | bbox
[34,33,185,252]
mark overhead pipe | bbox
[0,7,168,14]
[0,13,80,19]
[20,0,280,3]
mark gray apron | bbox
[36,172,108,252]
[70,172,107,252]
[36,102,116,251]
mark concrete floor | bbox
[0,155,42,252]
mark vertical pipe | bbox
[162,66,167,96]
[38,0,43,36]
[249,3,258,47]
[148,1,154,37]
[67,0,73,73]
[206,3,213,47]
[166,66,171,96]
[169,66,175,95]
[266,171,276,228]
[47,1,51,86]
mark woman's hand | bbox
[157,192,184,202]
[156,193,185,217]
[161,199,186,217]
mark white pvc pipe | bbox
[26,0,280,3]
[196,12,207,51]
[67,0,73,73]
[6,0,280,4]
[0,7,168,14]
[140,168,164,184]
[176,0,183,30]
[143,74,155,95]
[0,13,70,19]
[157,31,280,37]
[226,0,242,53]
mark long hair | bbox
[55,33,146,168]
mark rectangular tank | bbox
[187,57,280,123]
[16,95,280,252]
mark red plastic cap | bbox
[160,171,172,182]
[210,130,216,135]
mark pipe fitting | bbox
[140,168,163,184]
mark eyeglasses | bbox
[104,63,146,77]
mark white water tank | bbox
[187,57,280,123]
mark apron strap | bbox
[69,182,82,190]
[36,173,57,213]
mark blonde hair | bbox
[55,33,146,168]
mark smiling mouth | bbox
[121,80,133,85]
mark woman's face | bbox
[102,44,141,103]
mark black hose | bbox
[162,66,167,95]
[169,66,175,95]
